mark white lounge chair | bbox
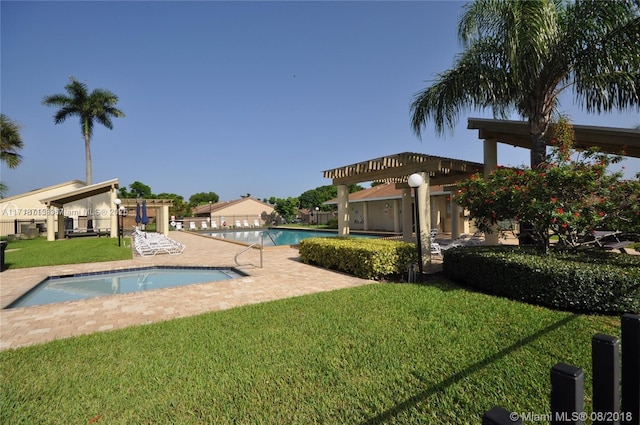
[211,220,218,229]
[430,242,442,257]
[132,229,185,256]
[243,220,250,228]
[235,220,242,228]
[201,221,208,229]
[253,219,260,227]
[189,222,197,230]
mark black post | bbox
[551,363,584,425]
[592,334,620,425]
[413,186,423,273]
[482,406,522,424]
[117,210,122,247]
[621,313,640,425]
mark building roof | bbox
[467,118,640,158]
[323,152,484,186]
[40,179,119,208]
[191,197,273,215]
[324,183,448,205]
[0,180,86,203]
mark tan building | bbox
[0,179,119,239]
[324,183,472,234]
[0,179,173,240]
[187,197,275,229]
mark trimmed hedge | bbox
[442,246,640,314]
[299,237,418,280]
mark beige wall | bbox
[188,199,275,228]
[0,181,116,236]
[344,194,471,234]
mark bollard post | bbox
[551,363,584,424]
[621,313,640,425]
[592,334,620,425]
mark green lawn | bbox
[0,280,619,424]
[3,236,132,269]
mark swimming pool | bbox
[209,228,381,246]
[6,266,246,309]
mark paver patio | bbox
[0,231,390,350]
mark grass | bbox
[3,236,132,269]
[0,280,620,424]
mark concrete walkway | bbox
[0,232,379,351]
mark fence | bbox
[0,219,48,237]
[483,313,639,425]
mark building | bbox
[187,197,275,229]
[324,183,472,234]
[0,179,173,240]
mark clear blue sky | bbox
[2,1,639,202]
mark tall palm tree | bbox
[411,0,640,168]
[43,77,125,185]
[0,114,25,197]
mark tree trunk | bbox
[84,126,92,186]
[529,117,548,168]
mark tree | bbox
[411,0,640,168]
[298,184,365,211]
[42,77,125,185]
[273,197,299,224]
[0,114,24,197]
[455,118,640,252]
[118,181,153,199]
[156,192,188,218]
[188,192,220,212]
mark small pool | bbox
[6,266,246,309]
[209,228,381,246]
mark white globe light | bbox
[408,173,423,188]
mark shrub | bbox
[299,237,418,280]
[326,219,338,229]
[442,246,640,314]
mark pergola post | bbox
[450,196,460,239]
[110,187,119,238]
[158,204,170,236]
[416,172,432,267]
[337,184,349,236]
[483,139,499,245]
[393,199,401,233]
[46,207,56,241]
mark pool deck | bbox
[1,231,437,351]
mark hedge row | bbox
[442,246,640,314]
[299,237,418,280]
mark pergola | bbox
[323,152,484,268]
[467,118,640,158]
[467,118,640,244]
[322,119,640,270]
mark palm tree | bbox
[0,114,24,197]
[411,0,640,168]
[43,77,125,185]
[0,114,24,169]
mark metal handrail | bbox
[234,233,264,268]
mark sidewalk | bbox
[0,232,376,350]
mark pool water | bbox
[210,228,379,246]
[6,267,246,309]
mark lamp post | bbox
[408,173,424,273]
[315,206,320,228]
[114,198,122,247]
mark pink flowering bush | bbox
[455,118,640,251]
